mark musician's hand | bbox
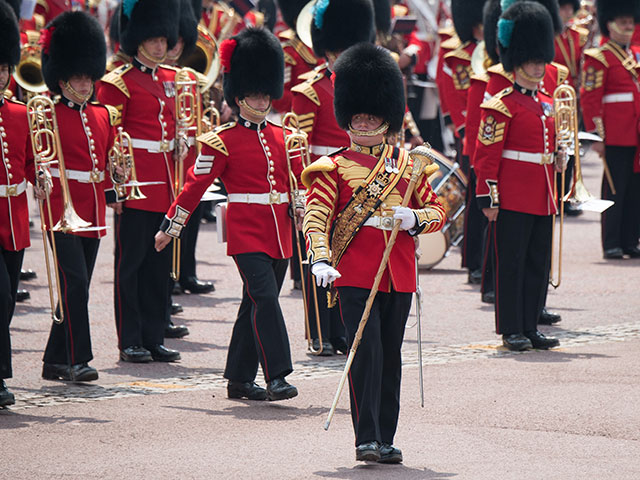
[482,207,499,222]
[154,230,172,252]
[108,202,123,215]
[36,169,52,197]
[392,206,417,230]
[555,150,568,173]
[591,141,605,158]
[409,135,424,148]
[33,185,46,201]
[174,138,189,162]
[311,262,341,288]
[295,207,305,232]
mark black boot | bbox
[0,380,16,407]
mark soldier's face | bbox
[67,75,93,97]
[242,93,271,111]
[0,64,9,90]
[559,4,576,24]
[520,61,546,81]
[351,114,384,132]
[141,37,168,59]
[167,38,185,63]
[609,16,635,44]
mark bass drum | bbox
[417,150,467,269]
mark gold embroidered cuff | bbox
[306,232,330,264]
[593,117,605,140]
[412,208,443,235]
[163,206,190,238]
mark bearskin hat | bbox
[221,27,284,107]
[258,0,277,31]
[597,0,640,37]
[0,1,20,67]
[452,0,487,43]
[119,0,179,57]
[41,11,106,95]
[484,0,502,64]
[333,43,405,133]
[500,0,562,34]
[108,6,120,48]
[558,0,580,12]
[178,0,199,57]
[310,0,375,58]
[191,0,202,18]
[276,0,308,30]
[3,0,21,19]
[373,0,392,34]
[498,1,555,72]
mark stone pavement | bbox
[2,151,640,479]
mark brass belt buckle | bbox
[541,153,552,165]
[159,140,171,152]
[269,192,281,204]
[90,171,101,183]
[7,185,17,196]
[381,216,394,230]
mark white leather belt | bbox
[129,138,175,153]
[187,137,196,147]
[50,168,105,183]
[0,179,27,197]
[311,145,339,156]
[503,149,554,165]
[363,215,396,231]
[227,192,289,205]
[602,93,634,103]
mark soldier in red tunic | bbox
[97,0,183,363]
[38,11,119,382]
[581,0,640,259]
[475,1,562,351]
[156,27,302,402]
[0,0,35,407]
[303,43,446,463]
[555,0,589,88]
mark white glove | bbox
[310,262,341,288]
[392,206,416,231]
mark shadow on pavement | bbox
[101,364,223,379]
[163,403,350,422]
[313,465,457,479]
[0,410,111,429]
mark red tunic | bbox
[97,61,179,213]
[442,40,478,134]
[435,33,461,124]
[163,119,303,259]
[553,26,589,87]
[464,73,490,163]
[0,98,33,251]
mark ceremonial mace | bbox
[324,144,435,430]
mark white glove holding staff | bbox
[392,206,417,231]
[311,262,341,288]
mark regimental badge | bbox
[582,66,603,92]
[478,115,506,146]
[453,64,471,90]
[163,81,176,98]
[541,102,553,117]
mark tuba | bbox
[13,31,48,99]
[282,112,323,354]
[179,24,221,92]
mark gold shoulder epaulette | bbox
[487,63,515,82]
[103,104,121,126]
[441,35,461,51]
[197,122,235,156]
[161,65,180,72]
[279,28,295,41]
[297,70,316,81]
[290,36,318,65]
[100,65,132,98]
[480,87,513,118]
[551,62,570,85]
[444,42,472,62]
[284,50,297,66]
[570,24,590,47]
[301,155,337,188]
[471,72,490,83]
[291,76,321,106]
[5,96,25,105]
[584,47,608,67]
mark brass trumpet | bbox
[26,95,91,323]
[108,127,147,201]
[13,31,48,100]
[282,112,322,354]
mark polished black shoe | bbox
[502,333,533,352]
[227,381,267,400]
[202,208,217,223]
[119,346,153,363]
[0,380,16,407]
[481,291,495,304]
[378,443,403,464]
[20,269,37,281]
[42,362,98,382]
[172,283,183,295]
[623,246,640,258]
[165,321,189,338]
[331,337,349,355]
[266,377,298,401]
[171,303,183,315]
[539,307,561,325]
[524,331,560,349]
[311,338,334,356]
[563,202,583,217]
[16,289,30,302]
[355,441,381,462]
[180,276,215,294]
[603,247,624,259]
[147,344,181,362]
[468,268,482,285]
[292,280,302,291]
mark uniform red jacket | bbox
[464,72,490,163]
[554,25,589,87]
[272,29,319,113]
[161,118,303,259]
[291,64,350,161]
[442,40,478,134]
[302,144,446,293]
[97,61,179,212]
[435,28,459,123]
[0,97,34,251]
[474,86,557,216]
[41,98,117,239]
[580,40,640,147]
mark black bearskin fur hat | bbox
[501,0,562,34]
[3,0,21,19]
[597,0,640,37]
[310,0,375,57]
[276,0,308,30]
[452,0,486,43]
[498,1,555,72]
[0,1,20,68]
[108,5,120,48]
[484,0,502,64]
[333,43,405,133]
[41,11,106,95]
[558,0,580,12]
[119,0,179,57]
[178,0,198,56]
[191,0,202,18]
[222,27,284,107]
[373,0,392,34]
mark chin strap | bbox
[139,44,167,65]
[62,81,93,103]
[238,98,271,117]
[348,121,390,137]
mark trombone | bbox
[108,127,148,201]
[26,95,92,323]
[282,112,323,354]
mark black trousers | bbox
[461,169,485,272]
[601,146,640,251]
[0,248,24,379]
[224,252,293,383]
[494,210,552,335]
[304,264,346,343]
[337,286,412,447]
[43,233,100,365]
[114,207,170,350]
[179,202,204,282]
[480,220,495,295]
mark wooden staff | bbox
[323,144,434,431]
